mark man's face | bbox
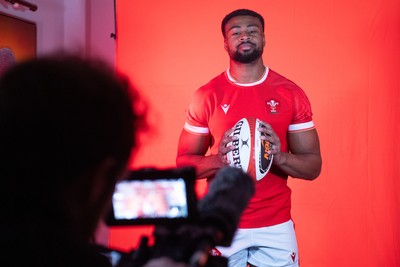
[223,15,265,63]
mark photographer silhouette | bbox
[0,55,145,267]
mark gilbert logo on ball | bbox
[226,117,273,181]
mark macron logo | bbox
[221,104,230,114]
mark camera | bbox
[101,166,255,267]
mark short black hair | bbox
[0,54,146,219]
[221,9,265,38]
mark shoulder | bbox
[267,68,310,99]
[191,71,229,101]
[267,69,301,89]
[198,71,228,91]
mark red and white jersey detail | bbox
[184,122,209,135]
[183,67,315,228]
[288,121,315,132]
[226,67,269,86]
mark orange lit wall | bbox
[111,1,400,266]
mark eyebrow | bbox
[227,24,261,33]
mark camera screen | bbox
[112,178,189,220]
[106,167,197,226]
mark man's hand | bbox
[257,120,282,160]
[218,127,237,165]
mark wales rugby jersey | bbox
[184,67,314,228]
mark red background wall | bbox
[110,1,400,266]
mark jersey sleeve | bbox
[288,87,315,133]
[183,87,211,135]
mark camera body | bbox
[104,167,204,266]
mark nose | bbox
[239,32,251,41]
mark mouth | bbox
[238,42,255,51]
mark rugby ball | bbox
[226,117,273,181]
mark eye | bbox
[248,27,260,34]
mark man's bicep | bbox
[287,129,321,155]
[177,129,210,157]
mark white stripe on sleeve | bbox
[184,122,210,135]
[288,121,315,132]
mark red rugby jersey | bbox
[184,67,314,228]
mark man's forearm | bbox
[176,154,225,179]
[273,152,322,180]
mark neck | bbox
[228,58,266,83]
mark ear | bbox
[224,38,229,51]
[87,157,120,207]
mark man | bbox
[176,9,322,267]
[0,55,187,267]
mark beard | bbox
[229,44,263,63]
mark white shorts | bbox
[216,220,299,267]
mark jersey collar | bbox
[226,66,269,86]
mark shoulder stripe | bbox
[184,122,210,135]
[288,121,315,132]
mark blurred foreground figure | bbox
[0,55,147,267]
